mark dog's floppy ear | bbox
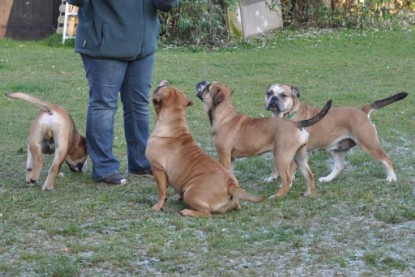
[210,83,226,106]
[291,86,301,98]
[212,91,225,106]
[153,85,166,103]
[152,91,165,106]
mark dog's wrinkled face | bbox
[265,84,300,115]
[152,85,193,115]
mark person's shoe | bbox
[128,169,152,178]
[100,173,128,185]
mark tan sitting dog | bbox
[6,92,88,190]
[145,81,265,218]
[265,84,408,182]
[195,81,332,198]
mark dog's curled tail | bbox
[229,184,266,203]
[6,92,55,114]
[362,92,408,115]
[294,99,332,128]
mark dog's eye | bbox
[280,94,287,98]
[266,91,273,96]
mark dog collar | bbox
[287,111,297,120]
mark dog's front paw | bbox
[386,174,397,182]
[263,176,275,183]
[268,194,283,200]
[41,184,54,191]
[318,176,333,183]
[264,172,278,183]
[302,190,315,197]
[152,202,164,211]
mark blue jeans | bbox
[81,54,154,181]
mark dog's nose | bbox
[195,81,211,99]
[266,96,278,110]
[66,161,87,173]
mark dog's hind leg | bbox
[270,148,295,198]
[181,189,214,218]
[359,141,396,182]
[42,148,66,191]
[271,169,292,198]
[289,161,297,181]
[216,199,241,213]
[319,151,347,182]
[264,170,279,183]
[294,146,315,196]
[269,160,293,198]
[26,144,43,187]
[265,161,298,184]
[354,124,396,182]
[274,161,298,184]
[181,208,212,218]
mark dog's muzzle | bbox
[195,81,211,100]
[66,160,87,173]
[265,96,284,112]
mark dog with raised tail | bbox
[265,84,408,182]
[6,92,88,190]
[195,81,332,198]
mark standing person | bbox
[67,0,179,185]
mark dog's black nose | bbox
[195,81,210,99]
[66,161,87,173]
[266,96,278,111]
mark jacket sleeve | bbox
[65,0,89,7]
[154,0,179,13]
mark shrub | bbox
[159,1,415,47]
[159,0,240,47]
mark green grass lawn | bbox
[0,28,414,276]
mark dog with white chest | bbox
[265,84,408,182]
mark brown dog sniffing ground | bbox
[6,92,88,190]
[145,81,265,218]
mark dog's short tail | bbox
[229,184,266,203]
[362,92,408,115]
[6,92,55,114]
[294,99,332,128]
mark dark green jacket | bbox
[67,0,178,60]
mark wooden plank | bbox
[0,0,62,40]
